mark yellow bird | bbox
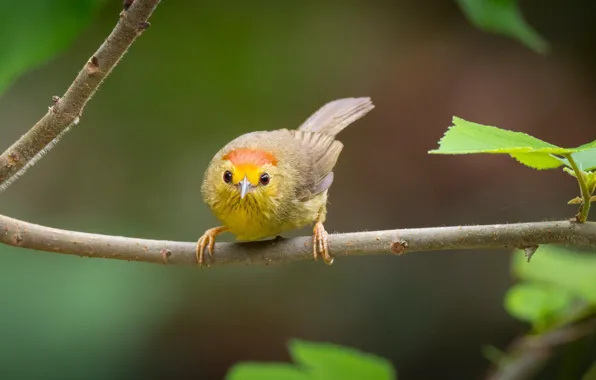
[197,97,374,264]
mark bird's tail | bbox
[297,97,374,137]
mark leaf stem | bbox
[565,154,591,222]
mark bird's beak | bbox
[239,175,250,199]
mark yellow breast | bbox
[210,191,328,241]
[209,190,282,241]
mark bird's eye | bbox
[259,173,270,186]
[223,170,233,183]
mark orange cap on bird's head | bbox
[222,148,277,198]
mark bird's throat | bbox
[211,190,280,241]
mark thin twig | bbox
[1,215,595,265]
[0,0,161,192]
[565,154,592,222]
[486,316,596,380]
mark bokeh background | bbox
[1,0,596,379]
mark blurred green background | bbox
[1,0,596,379]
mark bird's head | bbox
[208,147,280,202]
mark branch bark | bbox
[0,0,161,192]
[1,215,595,265]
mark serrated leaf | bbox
[0,0,105,96]
[429,117,596,170]
[504,282,575,329]
[226,363,309,380]
[577,141,596,150]
[456,0,549,54]
[510,152,564,170]
[430,117,565,154]
[289,340,396,380]
[512,246,596,303]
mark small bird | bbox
[197,97,374,265]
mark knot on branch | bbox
[6,152,19,167]
[86,56,100,75]
[160,248,172,264]
[391,238,408,255]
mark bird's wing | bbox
[290,130,343,200]
[298,97,374,137]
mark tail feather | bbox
[297,97,374,137]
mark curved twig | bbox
[1,215,595,266]
[0,0,161,192]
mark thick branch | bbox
[0,0,161,191]
[1,215,595,265]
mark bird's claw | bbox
[313,221,333,265]
[196,227,221,266]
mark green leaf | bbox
[504,282,576,329]
[431,117,564,154]
[456,0,549,54]
[570,148,596,171]
[226,364,309,380]
[512,246,596,303]
[510,152,564,170]
[429,117,596,170]
[289,339,396,380]
[0,0,105,96]
[225,340,397,380]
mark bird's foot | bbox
[196,226,228,265]
[313,221,333,265]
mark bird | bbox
[196,97,374,265]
